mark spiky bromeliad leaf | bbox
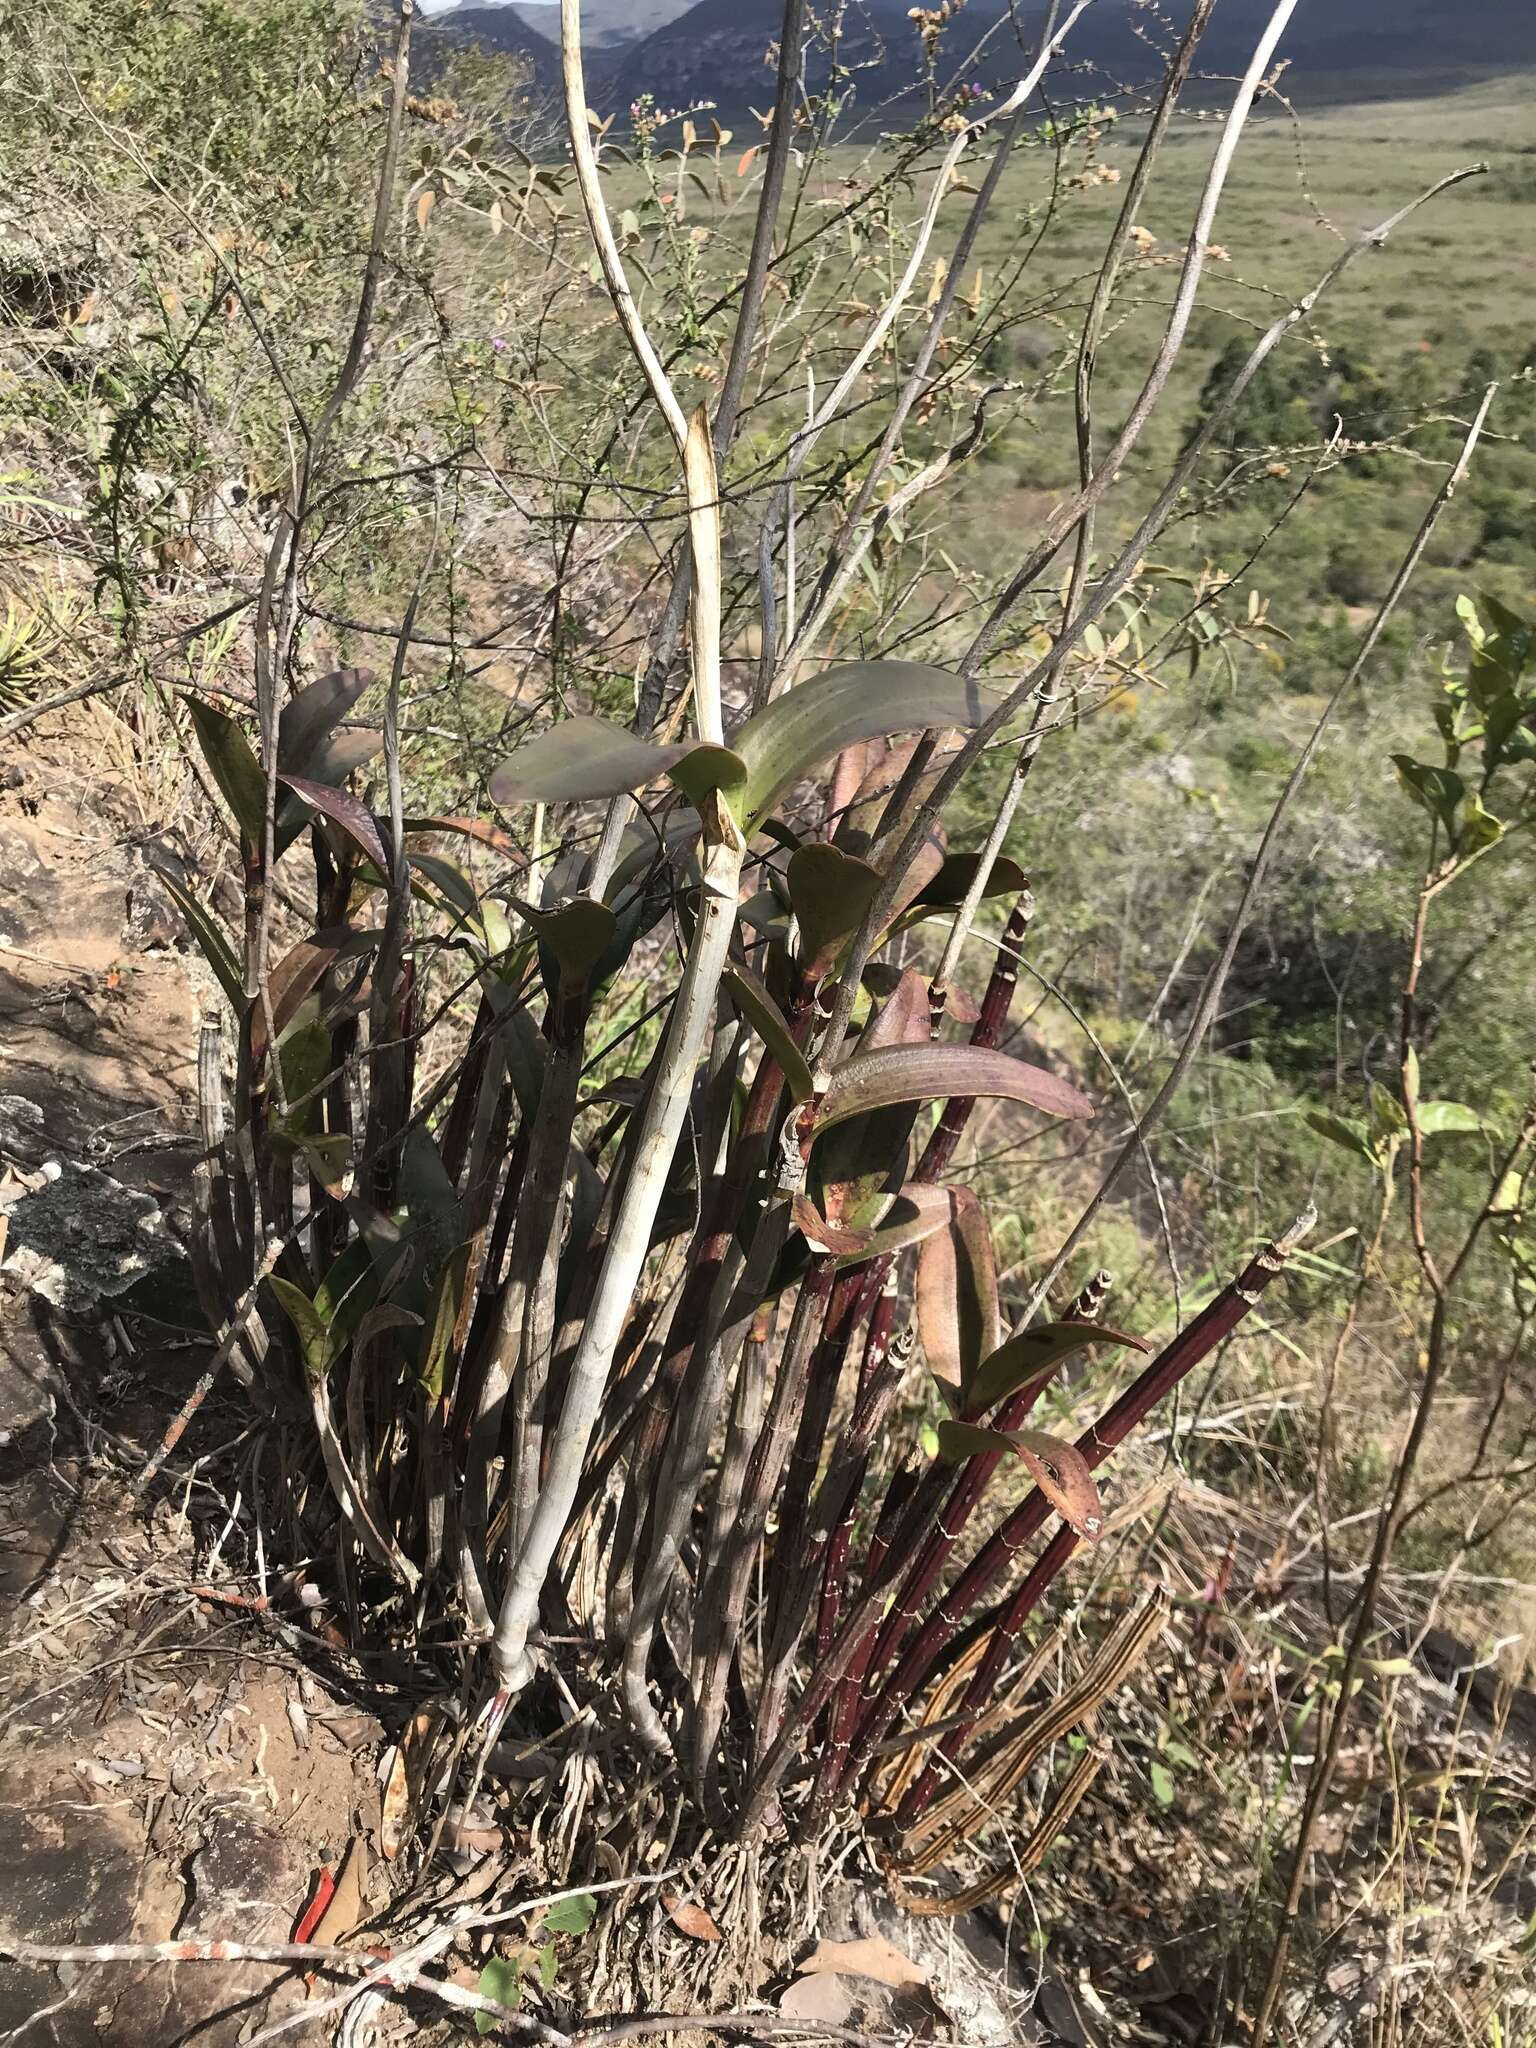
[916,1185,1000,1390]
[936,1421,1103,1540]
[961,1318,1148,1421]
[813,1043,1092,1133]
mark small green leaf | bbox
[963,1319,1146,1422]
[913,851,1029,910]
[314,1236,374,1327]
[1390,755,1464,838]
[543,1892,597,1936]
[1305,1110,1379,1165]
[514,896,618,991]
[474,1957,522,2032]
[1163,1738,1198,1770]
[1457,790,1503,855]
[1149,1761,1176,1809]
[666,743,748,811]
[268,1275,330,1378]
[1369,1081,1407,1140]
[537,1942,557,1991]
[1415,1101,1488,1138]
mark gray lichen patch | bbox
[0,1161,183,1311]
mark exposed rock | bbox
[0,1161,185,1311]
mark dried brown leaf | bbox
[1010,1430,1104,1542]
[801,1934,927,1987]
[663,1893,724,1943]
[780,1973,854,2021]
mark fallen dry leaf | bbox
[800,1934,927,1987]
[663,1893,723,1943]
[311,1837,365,1946]
[780,1973,854,2022]
[381,1707,443,1860]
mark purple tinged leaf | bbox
[832,736,949,855]
[814,1044,1093,1132]
[865,960,979,1026]
[277,668,373,778]
[278,774,391,873]
[857,967,933,1053]
[404,814,526,863]
[252,925,380,1062]
[936,1420,1103,1540]
[916,1185,1000,1390]
[793,1182,955,1262]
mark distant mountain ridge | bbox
[425,0,1536,126]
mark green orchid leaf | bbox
[490,715,697,805]
[268,1275,330,1379]
[962,1318,1147,1422]
[721,961,814,1104]
[513,895,618,991]
[187,696,267,845]
[732,661,999,828]
[785,842,882,978]
[1416,1101,1489,1137]
[1305,1110,1379,1165]
[149,864,243,1013]
[277,667,374,780]
[914,851,1029,909]
[814,1043,1093,1133]
[418,1242,472,1400]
